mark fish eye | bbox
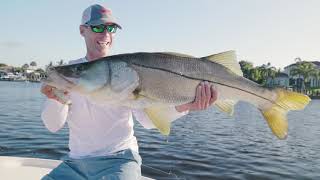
[76,65,84,71]
[71,65,85,75]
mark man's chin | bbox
[95,49,110,56]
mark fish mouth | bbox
[44,70,77,90]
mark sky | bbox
[0,0,320,69]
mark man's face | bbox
[80,24,115,57]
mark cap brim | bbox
[86,18,122,29]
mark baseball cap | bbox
[81,4,122,29]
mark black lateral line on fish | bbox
[131,63,276,104]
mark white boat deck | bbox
[0,156,154,180]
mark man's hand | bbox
[41,84,69,104]
[175,81,218,112]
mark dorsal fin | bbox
[202,50,243,76]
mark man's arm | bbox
[40,84,69,132]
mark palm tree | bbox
[317,70,320,87]
[267,64,277,79]
[29,61,37,71]
[249,68,261,83]
[240,61,277,86]
[30,61,37,67]
[239,60,253,79]
[313,69,320,92]
[290,61,317,93]
[12,67,23,73]
[256,62,277,86]
[22,63,29,70]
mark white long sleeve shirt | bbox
[41,57,187,159]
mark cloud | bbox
[0,41,24,48]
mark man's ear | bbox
[80,25,85,37]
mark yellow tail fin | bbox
[261,89,311,139]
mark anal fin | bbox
[215,100,237,116]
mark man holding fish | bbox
[40,4,217,180]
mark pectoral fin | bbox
[144,106,173,135]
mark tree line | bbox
[0,61,45,75]
[0,59,66,76]
[239,58,320,94]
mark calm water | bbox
[0,81,319,180]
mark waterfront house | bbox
[24,65,45,82]
[266,73,289,88]
[28,72,42,82]
[283,61,320,90]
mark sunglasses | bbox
[85,24,118,33]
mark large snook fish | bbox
[43,51,310,139]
